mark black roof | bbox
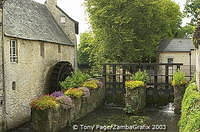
[158,39,195,52]
[4,0,74,45]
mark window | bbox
[60,16,66,24]
[168,58,173,64]
[10,40,18,63]
[58,45,61,53]
[12,81,16,90]
[40,43,45,57]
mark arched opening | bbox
[48,61,74,93]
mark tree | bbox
[176,24,195,38]
[85,0,182,65]
[184,0,200,24]
[78,32,95,65]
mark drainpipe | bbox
[189,51,192,81]
[1,0,7,130]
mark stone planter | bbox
[32,83,105,132]
[173,85,186,114]
[125,87,146,113]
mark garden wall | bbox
[179,83,200,132]
[31,85,105,132]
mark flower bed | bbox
[31,79,105,132]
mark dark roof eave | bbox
[158,50,193,53]
[56,6,79,34]
[4,33,75,46]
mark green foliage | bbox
[78,32,95,65]
[64,88,84,98]
[184,0,200,24]
[131,70,150,83]
[30,95,59,110]
[82,80,99,89]
[85,0,182,65]
[172,71,187,86]
[179,83,200,132]
[125,81,145,89]
[123,105,135,114]
[60,71,90,90]
[175,24,195,38]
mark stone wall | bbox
[45,0,77,44]
[159,51,196,66]
[3,36,75,129]
[159,51,196,79]
[0,7,4,131]
[196,48,200,90]
[32,86,105,132]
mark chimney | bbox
[45,0,58,9]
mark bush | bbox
[64,88,84,98]
[125,81,145,89]
[179,83,200,132]
[50,91,64,97]
[82,80,99,89]
[56,96,74,109]
[172,71,187,86]
[60,71,90,90]
[131,70,149,83]
[30,95,59,110]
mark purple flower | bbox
[56,96,74,109]
[50,91,64,98]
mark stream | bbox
[62,103,180,132]
[10,103,179,132]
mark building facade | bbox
[0,0,78,130]
[158,39,196,78]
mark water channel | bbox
[10,103,179,132]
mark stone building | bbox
[194,21,200,90]
[0,0,78,130]
[158,39,196,78]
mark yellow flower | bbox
[82,80,99,89]
[125,81,145,89]
[64,88,84,98]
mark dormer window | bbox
[60,16,66,24]
[10,40,18,63]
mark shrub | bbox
[125,81,145,89]
[131,70,149,83]
[56,96,74,109]
[50,91,64,97]
[60,71,90,90]
[79,87,90,97]
[82,80,99,89]
[172,71,187,86]
[123,105,135,114]
[64,88,84,98]
[30,95,59,110]
[179,83,200,132]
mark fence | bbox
[103,63,194,106]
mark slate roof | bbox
[4,0,73,45]
[158,39,195,52]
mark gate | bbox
[103,63,194,106]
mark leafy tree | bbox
[85,0,182,66]
[78,32,95,65]
[176,24,195,38]
[184,0,200,24]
